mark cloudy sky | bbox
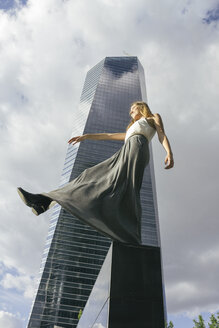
[0,0,219,327]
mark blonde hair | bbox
[126,101,153,130]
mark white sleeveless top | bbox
[125,117,156,143]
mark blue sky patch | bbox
[203,4,219,24]
[0,0,28,11]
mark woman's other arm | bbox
[153,113,174,169]
[68,133,126,145]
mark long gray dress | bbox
[43,134,149,245]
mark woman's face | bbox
[129,105,142,121]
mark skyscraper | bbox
[27,57,165,328]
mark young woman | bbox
[17,101,174,245]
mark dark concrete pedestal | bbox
[77,242,165,328]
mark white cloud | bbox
[0,273,35,299]
[0,0,219,325]
[0,311,23,328]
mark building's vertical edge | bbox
[148,142,168,322]
[136,58,148,103]
[137,58,167,322]
[76,245,113,328]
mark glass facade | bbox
[27,57,163,328]
[77,242,165,328]
[76,245,112,328]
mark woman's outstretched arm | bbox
[153,113,174,169]
[68,133,126,145]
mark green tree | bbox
[78,309,83,320]
[164,311,219,328]
[193,315,206,328]
[165,321,174,328]
[208,312,219,328]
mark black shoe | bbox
[17,187,52,216]
[31,204,49,216]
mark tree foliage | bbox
[78,309,83,320]
[166,321,174,328]
[166,311,219,328]
[208,312,219,328]
[192,312,219,328]
[193,315,206,328]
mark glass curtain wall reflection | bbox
[27,57,162,328]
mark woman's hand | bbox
[68,135,87,145]
[164,153,174,169]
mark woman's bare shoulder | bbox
[153,113,162,120]
[146,113,162,126]
[152,113,165,131]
